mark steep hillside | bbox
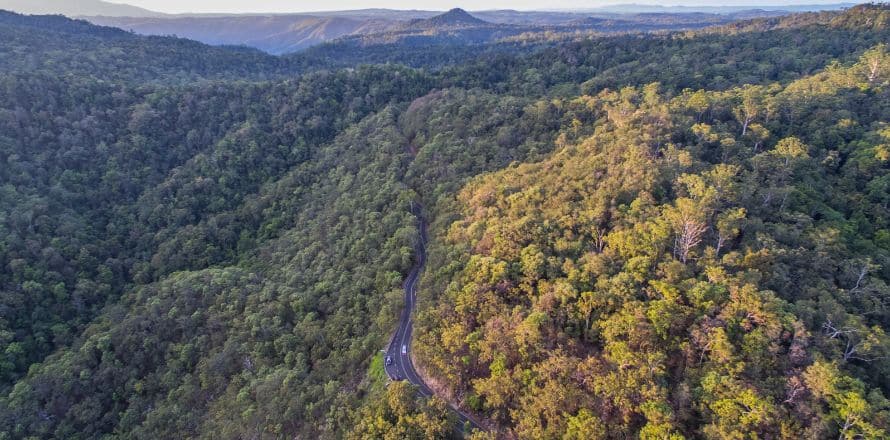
[0,10,290,81]
[416,46,890,438]
[0,4,889,440]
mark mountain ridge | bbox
[0,0,162,17]
[85,14,396,54]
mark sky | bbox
[106,0,854,14]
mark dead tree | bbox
[823,319,885,363]
[674,218,708,264]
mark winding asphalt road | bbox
[384,203,484,435]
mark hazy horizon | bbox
[104,0,860,14]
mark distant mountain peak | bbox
[419,7,488,27]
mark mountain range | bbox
[0,0,857,18]
[80,8,810,54]
[0,0,861,54]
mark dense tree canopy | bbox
[415,46,890,439]
[1,4,889,439]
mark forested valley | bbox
[0,4,889,439]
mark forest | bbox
[0,3,889,439]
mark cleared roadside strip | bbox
[383,203,487,436]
